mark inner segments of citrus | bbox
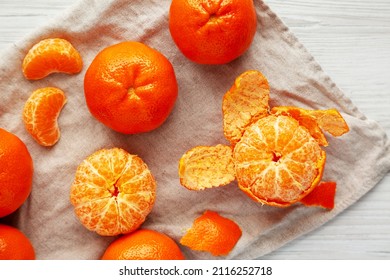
[22,38,83,80]
[70,148,156,236]
[23,87,67,147]
[233,115,326,207]
[84,41,178,134]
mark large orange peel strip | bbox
[179,144,235,190]
[180,210,242,256]
[222,70,270,146]
[23,87,67,147]
[233,115,326,207]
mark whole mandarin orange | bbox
[0,224,35,260]
[0,129,33,218]
[84,41,178,134]
[169,0,257,64]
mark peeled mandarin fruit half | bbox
[22,38,83,80]
[101,229,185,260]
[233,115,326,207]
[179,144,235,190]
[180,210,242,256]
[169,0,257,64]
[84,41,178,134]
[70,148,156,236]
[0,224,35,260]
[23,87,67,147]
[0,129,34,218]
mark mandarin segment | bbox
[70,148,156,236]
[180,210,242,256]
[179,144,235,190]
[23,87,67,147]
[22,38,83,80]
[233,115,326,207]
[223,70,270,146]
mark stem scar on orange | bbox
[22,38,83,80]
[169,0,257,64]
[84,41,178,134]
[101,229,185,260]
[0,129,34,218]
[70,148,156,236]
[0,224,35,260]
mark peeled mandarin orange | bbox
[169,0,257,64]
[0,128,34,218]
[84,41,178,134]
[22,38,83,80]
[0,224,35,260]
[233,115,326,207]
[180,210,242,256]
[101,229,185,260]
[70,148,156,236]
[23,87,67,147]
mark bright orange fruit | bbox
[84,41,178,134]
[0,128,34,218]
[180,210,242,256]
[0,224,35,260]
[169,0,257,64]
[22,38,83,80]
[23,87,67,147]
[101,229,185,260]
[70,148,156,236]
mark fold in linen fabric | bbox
[0,0,389,259]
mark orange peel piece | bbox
[179,144,235,190]
[271,106,349,146]
[22,38,83,80]
[300,181,337,210]
[23,87,67,146]
[233,115,326,207]
[223,70,270,146]
[180,210,242,256]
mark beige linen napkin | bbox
[1,0,389,260]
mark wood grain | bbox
[0,0,389,259]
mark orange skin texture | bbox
[169,0,257,64]
[84,41,178,134]
[0,129,34,218]
[180,210,242,256]
[300,181,337,210]
[101,229,185,260]
[0,224,35,260]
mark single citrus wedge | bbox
[300,181,337,210]
[0,224,35,260]
[223,70,270,146]
[70,148,156,236]
[271,106,349,146]
[101,229,185,260]
[23,87,67,147]
[178,144,235,190]
[180,210,242,256]
[22,38,83,80]
[233,115,326,207]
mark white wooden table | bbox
[1,0,389,260]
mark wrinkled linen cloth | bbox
[0,0,389,260]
